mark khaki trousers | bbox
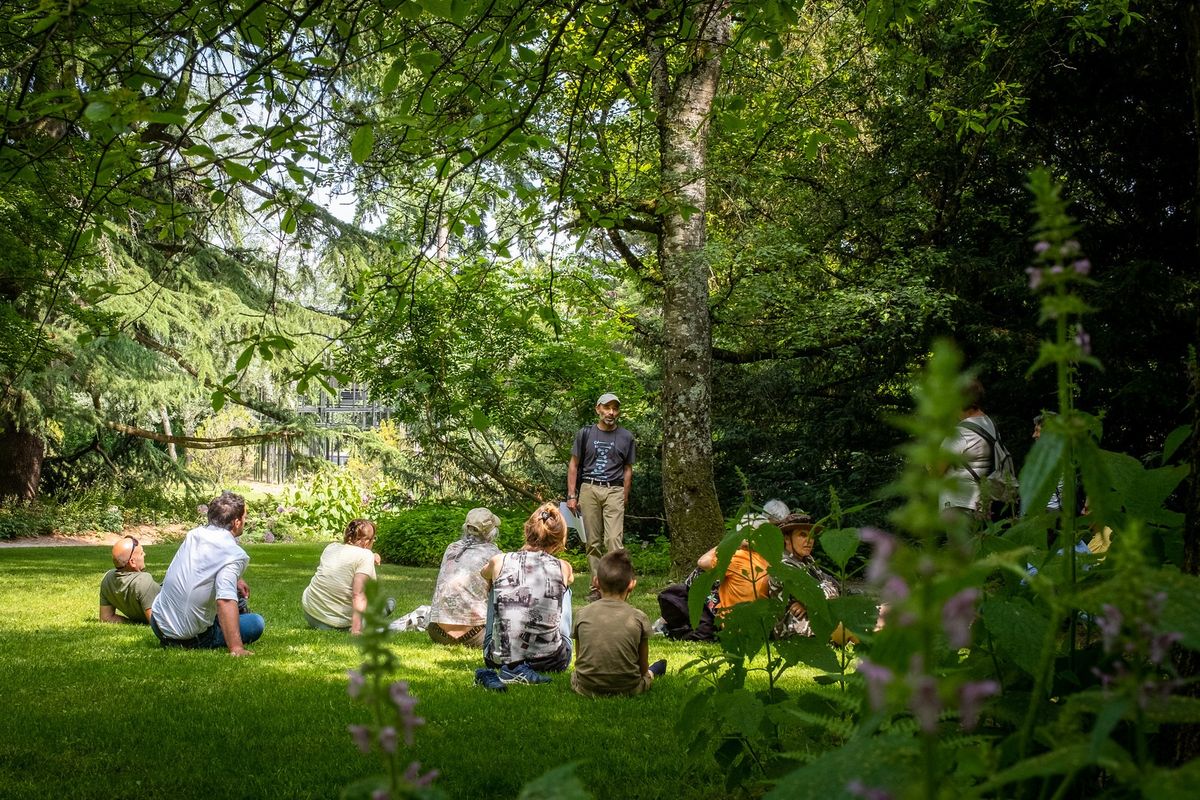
[579,482,626,575]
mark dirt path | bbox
[0,522,189,548]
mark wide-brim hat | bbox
[779,513,819,537]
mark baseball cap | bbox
[596,392,620,406]
[464,507,501,539]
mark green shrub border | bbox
[374,504,671,576]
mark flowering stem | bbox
[920,572,937,800]
[1017,605,1065,761]
[1055,283,1080,671]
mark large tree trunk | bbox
[651,2,730,574]
[1173,0,1200,767]
[0,412,43,502]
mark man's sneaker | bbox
[649,659,667,677]
[383,597,397,617]
[474,668,507,692]
[499,663,552,685]
[586,587,602,603]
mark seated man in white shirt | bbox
[150,491,265,656]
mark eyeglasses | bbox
[122,536,139,564]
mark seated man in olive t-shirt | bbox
[99,536,161,624]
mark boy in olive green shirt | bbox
[571,550,666,698]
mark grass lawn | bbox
[0,542,824,799]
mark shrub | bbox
[256,468,369,541]
[375,504,673,576]
[374,505,528,567]
[0,504,54,540]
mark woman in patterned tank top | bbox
[479,503,576,675]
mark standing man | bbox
[939,377,1014,522]
[99,535,160,624]
[150,491,265,656]
[567,392,636,600]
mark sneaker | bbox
[383,597,397,617]
[474,668,507,692]
[586,588,602,603]
[499,663,552,685]
[649,659,667,677]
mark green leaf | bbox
[515,762,592,800]
[1157,569,1200,651]
[470,408,490,431]
[765,732,917,799]
[829,594,879,637]
[381,58,404,94]
[972,743,1123,794]
[84,101,114,121]
[221,160,256,182]
[350,124,375,164]
[235,345,255,371]
[1019,430,1066,517]
[210,390,226,413]
[1141,758,1200,800]
[980,597,1050,677]
[818,527,860,571]
[1162,424,1191,465]
[717,688,763,738]
[280,207,297,234]
[144,110,188,126]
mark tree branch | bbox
[103,421,293,450]
[129,325,297,423]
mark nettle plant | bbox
[679,173,1200,799]
[342,586,441,800]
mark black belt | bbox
[582,478,619,487]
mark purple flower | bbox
[1075,327,1092,356]
[1096,604,1122,652]
[348,724,372,754]
[389,680,417,714]
[881,576,910,604]
[1049,264,1064,275]
[857,659,894,712]
[1033,241,1051,255]
[1025,266,1043,290]
[847,779,894,800]
[371,790,389,800]
[1149,632,1183,666]
[959,680,1000,730]
[389,681,424,744]
[1148,591,1168,617]
[1072,259,1091,275]
[860,528,896,584]
[404,762,440,788]
[942,588,980,649]
[347,669,365,698]
[908,674,941,734]
[378,726,397,754]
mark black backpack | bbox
[657,569,717,641]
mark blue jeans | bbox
[153,612,265,649]
[483,588,573,672]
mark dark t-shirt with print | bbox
[572,424,636,484]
